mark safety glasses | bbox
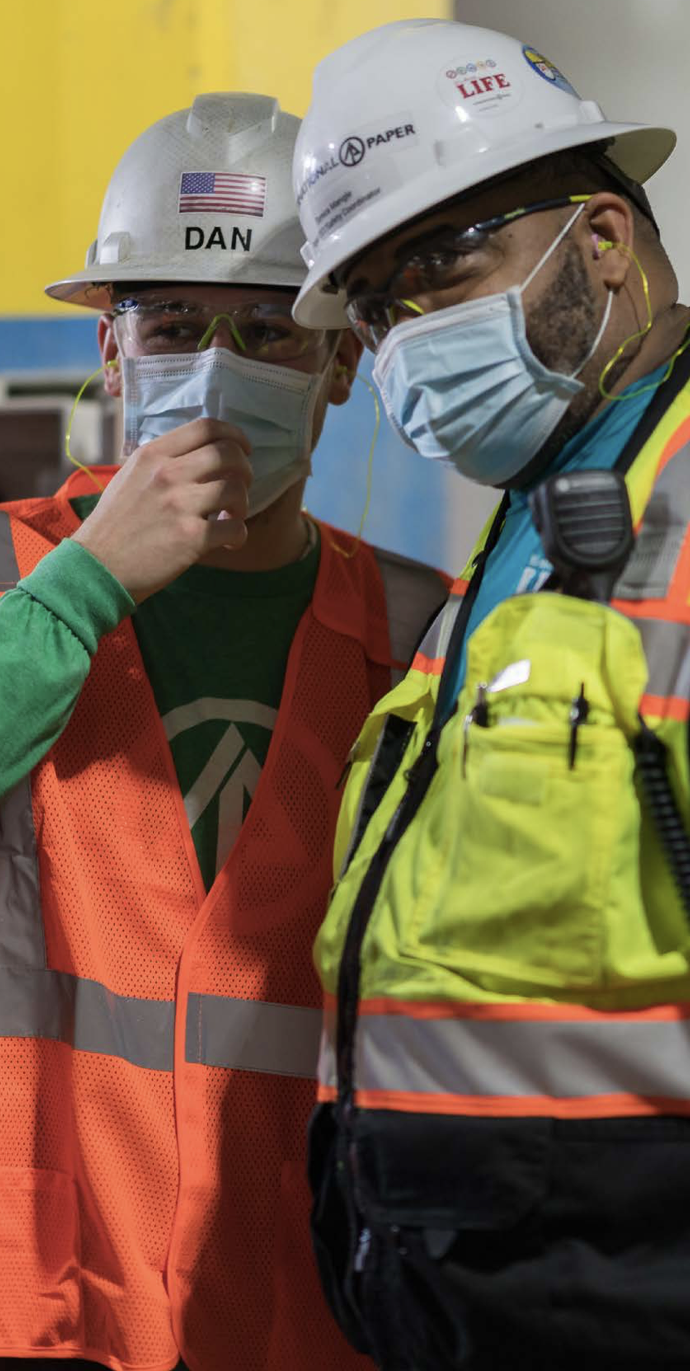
[112,295,329,363]
[344,194,592,350]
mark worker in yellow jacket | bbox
[291,18,690,1371]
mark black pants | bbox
[310,1104,690,1371]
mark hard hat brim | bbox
[45,262,308,312]
[293,122,676,329]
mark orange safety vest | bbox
[0,467,446,1371]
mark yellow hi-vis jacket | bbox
[315,371,690,1124]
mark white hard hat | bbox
[46,94,305,310]
[292,19,676,327]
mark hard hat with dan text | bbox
[46,94,305,309]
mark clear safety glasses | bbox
[111,294,329,363]
[344,194,593,351]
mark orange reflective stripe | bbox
[410,652,445,675]
[641,692,690,722]
[353,996,690,1022]
[349,1089,690,1119]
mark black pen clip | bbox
[568,682,589,770]
[462,682,489,777]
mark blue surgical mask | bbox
[372,205,612,487]
[122,347,323,516]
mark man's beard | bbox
[502,240,627,491]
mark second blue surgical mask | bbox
[372,205,612,487]
[121,347,323,516]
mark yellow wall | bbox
[5,1,448,316]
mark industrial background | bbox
[2,0,686,571]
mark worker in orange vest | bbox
[0,93,447,1371]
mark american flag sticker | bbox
[178,172,267,217]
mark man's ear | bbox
[328,329,364,406]
[583,191,635,292]
[98,314,122,397]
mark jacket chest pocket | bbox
[389,595,650,995]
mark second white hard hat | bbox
[292,19,675,328]
[46,93,304,309]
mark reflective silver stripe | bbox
[616,441,690,599]
[186,993,322,1077]
[0,510,18,590]
[0,966,174,1069]
[414,592,462,667]
[628,615,690,702]
[374,548,447,684]
[344,1012,690,1102]
[317,1017,337,1090]
[0,778,45,969]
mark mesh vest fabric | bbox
[0,469,446,1371]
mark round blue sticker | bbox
[522,45,579,96]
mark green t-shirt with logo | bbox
[72,494,320,891]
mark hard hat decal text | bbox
[456,73,511,99]
[365,125,415,150]
[439,59,523,116]
[185,226,253,253]
[296,117,417,211]
[296,158,340,210]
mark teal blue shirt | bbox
[446,366,668,709]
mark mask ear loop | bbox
[596,240,690,401]
[320,366,381,559]
[520,202,587,294]
[64,359,120,493]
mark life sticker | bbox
[522,46,580,96]
[438,57,523,116]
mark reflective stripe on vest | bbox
[411,585,464,676]
[0,963,321,1077]
[317,1001,690,1118]
[615,437,690,601]
[186,992,321,1075]
[0,778,45,968]
[0,509,18,591]
[0,762,319,1074]
[632,615,690,719]
[0,965,175,1069]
